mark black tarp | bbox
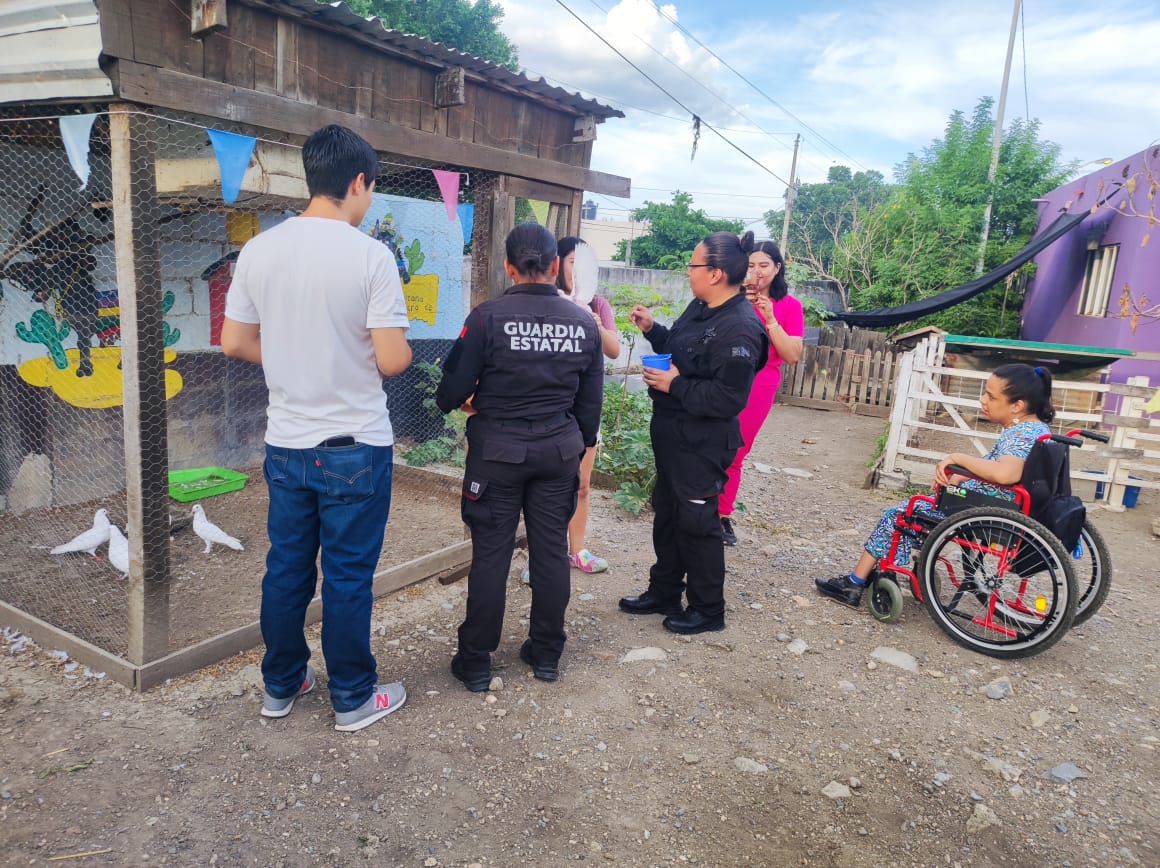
[830,207,1093,329]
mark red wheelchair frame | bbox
[866,429,1110,658]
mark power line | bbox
[641,0,869,172]
[581,0,803,158]
[552,0,792,188]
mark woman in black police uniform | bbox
[618,231,768,634]
[435,223,603,689]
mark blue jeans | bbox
[260,442,393,713]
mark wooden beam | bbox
[0,602,138,688]
[191,0,228,37]
[504,176,575,205]
[136,539,476,690]
[112,60,632,196]
[109,106,172,666]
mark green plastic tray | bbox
[168,467,249,502]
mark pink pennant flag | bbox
[432,169,460,222]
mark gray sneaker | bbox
[333,682,407,732]
[261,665,316,718]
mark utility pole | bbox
[780,134,800,255]
[976,0,1022,274]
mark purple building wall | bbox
[1022,148,1159,396]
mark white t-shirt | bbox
[224,216,410,449]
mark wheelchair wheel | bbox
[866,575,904,622]
[916,507,1077,659]
[1071,519,1112,626]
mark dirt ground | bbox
[0,468,465,655]
[2,403,1158,867]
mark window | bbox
[1077,244,1120,317]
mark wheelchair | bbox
[865,429,1113,658]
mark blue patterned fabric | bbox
[865,420,1050,564]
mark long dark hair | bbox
[505,223,558,278]
[701,230,755,286]
[994,363,1055,424]
[555,235,599,313]
[751,239,789,301]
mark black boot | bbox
[815,574,865,607]
[450,654,491,692]
[720,515,737,546]
[618,590,683,616]
[519,640,559,682]
[662,607,725,635]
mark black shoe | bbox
[720,516,737,546]
[662,607,725,635]
[519,640,559,682]
[618,590,683,617]
[450,654,491,692]
[815,575,865,608]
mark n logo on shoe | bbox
[375,694,391,710]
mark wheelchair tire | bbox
[916,507,1077,659]
[867,575,904,623]
[1071,519,1112,626]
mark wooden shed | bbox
[0,0,629,687]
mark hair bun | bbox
[739,230,756,254]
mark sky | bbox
[493,0,1160,231]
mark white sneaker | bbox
[333,682,407,732]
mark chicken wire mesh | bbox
[0,106,492,665]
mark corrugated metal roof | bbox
[289,0,624,121]
[0,0,111,103]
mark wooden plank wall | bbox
[776,327,898,417]
[108,0,590,169]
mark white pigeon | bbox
[107,525,129,580]
[192,504,244,554]
[50,509,111,557]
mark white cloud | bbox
[494,0,1160,223]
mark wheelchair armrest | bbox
[946,463,973,479]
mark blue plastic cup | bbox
[641,353,672,371]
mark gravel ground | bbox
[1,403,1158,867]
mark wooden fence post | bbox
[110,106,171,666]
[883,347,915,476]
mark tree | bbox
[341,0,519,71]
[836,98,1070,337]
[614,192,744,269]
[763,165,892,296]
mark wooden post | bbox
[883,347,915,476]
[109,106,172,666]
[1103,374,1150,511]
[486,185,514,307]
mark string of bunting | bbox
[15,110,471,224]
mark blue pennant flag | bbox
[457,203,475,245]
[207,128,257,204]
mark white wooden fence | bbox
[881,336,1159,511]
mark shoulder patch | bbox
[732,345,752,358]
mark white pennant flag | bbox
[59,114,98,190]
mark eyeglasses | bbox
[686,263,717,270]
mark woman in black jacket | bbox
[618,231,769,634]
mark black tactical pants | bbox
[457,433,580,668]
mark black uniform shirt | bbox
[643,292,769,421]
[435,283,604,447]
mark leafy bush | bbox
[403,360,467,468]
[596,383,656,514]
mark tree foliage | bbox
[763,165,892,292]
[341,0,519,71]
[834,98,1069,337]
[615,192,744,269]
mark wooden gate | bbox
[776,327,901,417]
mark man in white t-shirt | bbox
[222,125,412,733]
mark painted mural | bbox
[1,191,467,410]
[360,192,465,340]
